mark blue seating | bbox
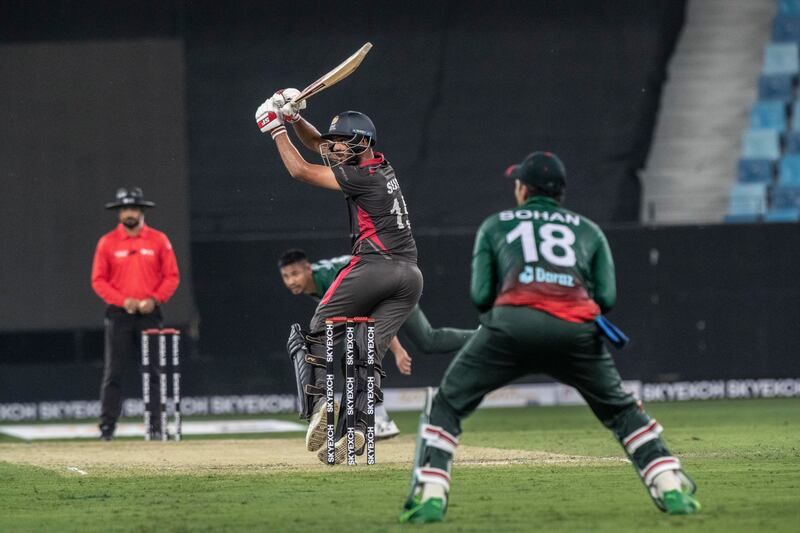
[728,183,768,215]
[764,207,800,222]
[750,101,787,129]
[779,0,800,15]
[742,129,781,160]
[771,184,800,209]
[724,214,762,224]
[790,102,800,130]
[763,43,799,75]
[758,74,794,101]
[737,159,773,183]
[772,15,800,41]
[779,155,800,184]
[784,131,800,153]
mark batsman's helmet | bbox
[321,111,377,146]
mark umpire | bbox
[91,187,180,440]
[400,152,700,523]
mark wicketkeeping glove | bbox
[255,98,286,138]
[287,323,309,359]
[272,88,306,123]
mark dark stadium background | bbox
[2,0,798,404]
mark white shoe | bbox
[375,419,400,440]
[317,430,365,464]
[306,400,338,452]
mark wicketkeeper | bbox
[256,90,423,463]
[400,152,700,523]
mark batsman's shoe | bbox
[662,490,701,515]
[99,423,115,442]
[317,430,365,464]
[399,498,446,524]
[376,419,400,440]
[306,400,339,452]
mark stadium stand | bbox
[728,1,800,223]
[750,100,788,129]
[778,153,800,183]
[790,101,800,128]
[773,0,800,40]
[727,182,768,217]
[764,207,800,221]
[780,0,800,13]
[784,130,800,152]
[763,43,799,74]
[772,15,800,41]
[737,159,774,183]
[758,73,794,100]
[642,0,773,224]
[741,129,781,160]
[772,183,800,208]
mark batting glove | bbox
[273,88,306,123]
[255,98,286,138]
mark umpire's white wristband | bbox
[270,126,287,140]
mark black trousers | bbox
[307,256,423,431]
[99,306,162,427]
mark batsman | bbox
[400,152,700,523]
[278,249,477,439]
[255,89,423,463]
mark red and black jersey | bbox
[91,223,180,307]
[333,153,417,262]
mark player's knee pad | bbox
[408,424,457,507]
[404,389,458,510]
[297,360,328,420]
[638,456,698,511]
[354,375,384,423]
[355,360,384,403]
[418,423,458,472]
[620,418,665,457]
[618,418,697,511]
[288,324,328,420]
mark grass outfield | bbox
[1,398,798,532]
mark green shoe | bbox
[662,490,701,515]
[399,498,445,524]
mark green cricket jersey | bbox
[471,196,616,322]
[309,255,353,302]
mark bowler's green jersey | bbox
[471,196,616,322]
[309,255,353,302]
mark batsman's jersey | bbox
[471,196,616,323]
[309,255,352,302]
[333,153,417,262]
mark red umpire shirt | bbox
[91,223,180,306]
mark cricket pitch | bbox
[0,436,622,476]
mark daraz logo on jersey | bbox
[519,265,575,287]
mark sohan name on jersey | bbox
[498,209,581,226]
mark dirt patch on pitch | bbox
[0,437,622,476]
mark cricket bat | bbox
[290,42,372,106]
